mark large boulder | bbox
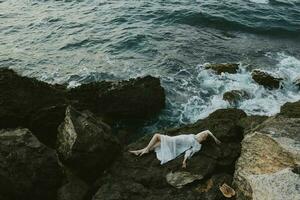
[251,69,283,89]
[204,63,239,74]
[90,108,247,200]
[233,115,300,200]
[67,75,165,120]
[57,106,121,182]
[0,69,165,147]
[0,128,62,200]
[0,68,67,147]
[223,90,250,105]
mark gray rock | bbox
[166,171,203,189]
[233,115,300,200]
[0,128,62,200]
[57,106,121,182]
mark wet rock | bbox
[223,90,250,105]
[251,69,283,89]
[233,115,300,200]
[90,108,247,200]
[205,63,239,74]
[67,75,165,120]
[0,68,67,147]
[57,106,121,182]
[0,128,62,200]
[279,100,300,118]
[166,171,203,189]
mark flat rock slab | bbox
[166,171,203,189]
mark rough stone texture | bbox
[0,68,67,147]
[205,63,239,74]
[57,106,121,182]
[233,115,300,200]
[223,90,250,105]
[0,68,165,147]
[0,128,62,200]
[166,171,203,189]
[57,168,89,200]
[195,173,233,200]
[91,108,246,200]
[67,75,165,120]
[237,115,268,136]
[279,100,300,118]
[251,69,283,89]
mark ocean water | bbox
[1,0,300,132]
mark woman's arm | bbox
[182,149,193,168]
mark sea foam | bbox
[155,53,300,131]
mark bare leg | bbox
[129,134,161,156]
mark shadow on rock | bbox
[89,108,247,200]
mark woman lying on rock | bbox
[129,130,221,168]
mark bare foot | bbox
[129,150,142,156]
[129,148,149,156]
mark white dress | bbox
[154,134,202,165]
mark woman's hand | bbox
[215,139,221,145]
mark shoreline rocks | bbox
[251,69,283,89]
[204,63,239,74]
[0,68,67,147]
[223,90,250,105]
[90,108,247,200]
[0,67,299,200]
[279,100,300,118]
[57,106,121,182]
[68,75,165,120]
[233,101,300,200]
[0,128,62,200]
[0,68,165,147]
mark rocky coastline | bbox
[0,67,299,200]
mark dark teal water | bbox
[1,0,300,132]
